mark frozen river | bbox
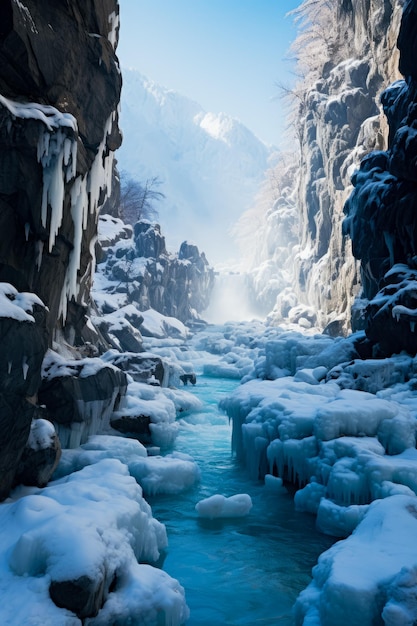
[148,374,335,625]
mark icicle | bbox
[22,356,29,381]
[24,223,30,241]
[7,361,12,374]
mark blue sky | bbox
[117,0,301,146]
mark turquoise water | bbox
[149,376,334,625]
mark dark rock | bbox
[344,3,417,354]
[365,267,417,356]
[110,414,152,439]
[39,359,128,448]
[50,574,106,619]
[0,395,35,501]
[0,0,121,341]
[134,221,167,258]
[398,0,417,80]
[103,352,166,385]
[97,220,215,324]
[0,288,49,500]
[180,373,197,385]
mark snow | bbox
[117,69,273,264]
[0,459,188,625]
[295,496,417,625]
[0,283,46,322]
[27,419,56,452]
[55,435,200,497]
[6,307,417,622]
[0,94,77,132]
[195,493,253,519]
[139,308,189,340]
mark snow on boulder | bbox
[16,418,61,488]
[128,452,200,496]
[140,308,189,340]
[294,495,417,626]
[195,493,253,519]
[39,350,128,449]
[97,214,133,248]
[1,459,189,624]
[110,381,200,448]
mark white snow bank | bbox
[140,308,189,340]
[129,452,200,496]
[195,493,253,519]
[294,495,417,626]
[0,459,188,625]
[55,435,200,497]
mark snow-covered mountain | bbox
[117,69,275,265]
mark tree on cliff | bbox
[119,173,165,224]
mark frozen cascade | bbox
[59,112,116,320]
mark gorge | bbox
[1,1,417,625]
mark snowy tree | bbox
[119,173,165,224]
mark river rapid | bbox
[148,374,335,625]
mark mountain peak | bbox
[118,68,274,265]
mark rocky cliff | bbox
[94,216,215,337]
[0,0,121,340]
[344,0,417,355]
[247,0,404,334]
[0,0,122,498]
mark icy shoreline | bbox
[3,319,417,623]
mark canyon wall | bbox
[0,0,122,498]
[248,0,404,334]
[0,0,122,340]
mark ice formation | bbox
[214,321,417,623]
[195,493,253,519]
[1,459,188,625]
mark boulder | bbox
[50,574,107,619]
[39,354,128,448]
[15,417,61,488]
[110,414,152,439]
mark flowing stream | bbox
[149,374,334,625]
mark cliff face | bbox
[0,0,122,339]
[95,217,215,335]
[247,0,404,333]
[293,0,403,332]
[0,0,122,498]
[344,0,417,355]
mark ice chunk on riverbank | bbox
[55,435,200,496]
[129,452,200,496]
[195,493,253,519]
[294,495,417,625]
